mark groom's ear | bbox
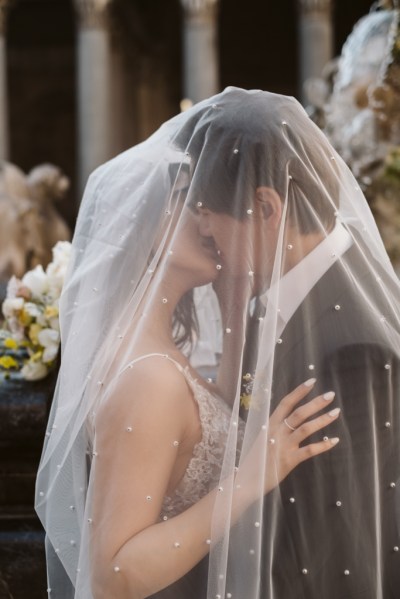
[255,186,282,229]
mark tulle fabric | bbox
[36,87,400,598]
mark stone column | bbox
[297,0,334,103]
[74,0,113,196]
[0,0,11,160]
[180,0,220,104]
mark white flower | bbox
[21,361,48,381]
[46,273,64,302]
[52,240,71,265]
[47,241,71,279]
[2,297,24,319]
[6,275,30,300]
[36,314,47,327]
[48,317,60,332]
[6,276,20,299]
[22,265,49,298]
[24,302,42,319]
[6,317,25,341]
[46,242,71,301]
[38,328,60,363]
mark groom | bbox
[199,202,400,598]
[193,98,400,598]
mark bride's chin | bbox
[169,257,218,288]
[190,267,218,288]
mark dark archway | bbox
[7,0,76,225]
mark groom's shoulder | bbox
[290,261,400,359]
[306,248,398,321]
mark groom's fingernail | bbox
[329,408,341,418]
[323,391,335,401]
[303,378,316,387]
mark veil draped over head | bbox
[36,88,400,599]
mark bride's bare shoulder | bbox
[96,355,195,434]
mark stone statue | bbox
[0,161,71,281]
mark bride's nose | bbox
[197,208,213,236]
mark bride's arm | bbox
[91,361,339,599]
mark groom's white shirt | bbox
[259,223,353,339]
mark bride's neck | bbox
[136,276,192,348]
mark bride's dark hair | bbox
[173,289,199,349]
[165,162,199,349]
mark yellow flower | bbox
[240,393,252,410]
[4,337,18,350]
[0,355,18,369]
[20,309,33,327]
[29,323,42,345]
[31,350,43,362]
[44,305,59,319]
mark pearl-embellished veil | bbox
[36,87,400,599]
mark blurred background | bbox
[1,0,376,224]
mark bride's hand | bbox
[238,379,340,497]
[262,379,340,492]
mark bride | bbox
[35,88,400,599]
[90,208,339,599]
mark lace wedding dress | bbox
[119,353,244,519]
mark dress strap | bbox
[118,352,186,377]
[117,352,203,404]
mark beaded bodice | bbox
[124,353,244,519]
[162,359,244,518]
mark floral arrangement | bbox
[366,146,400,266]
[0,241,71,381]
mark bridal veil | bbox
[36,87,400,598]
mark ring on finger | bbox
[284,418,296,431]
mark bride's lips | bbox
[201,238,220,261]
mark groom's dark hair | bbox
[174,89,339,235]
